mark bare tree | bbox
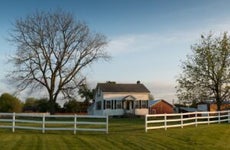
[8,10,110,114]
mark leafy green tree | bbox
[78,83,95,112]
[78,84,94,102]
[176,32,230,110]
[35,98,61,113]
[63,99,81,113]
[148,94,154,100]
[23,97,61,113]
[23,97,37,112]
[8,9,110,114]
[36,98,50,112]
[0,93,23,112]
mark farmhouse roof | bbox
[97,82,150,93]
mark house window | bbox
[141,100,148,108]
[135,100,140,109]
[96,101,101,110]
[105,101,111,109]
[116,100,122,109]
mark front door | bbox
[124,100,133,113]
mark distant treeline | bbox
[0,93,90,113]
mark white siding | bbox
[103,109,124,116]
[91,88,150,116]
[103,92,149,100]
[135,108,148,115]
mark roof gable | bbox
[123,95,136,101]
[97,83,150,93]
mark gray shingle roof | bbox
[97,83,150,93]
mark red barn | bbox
[149,99,174,114]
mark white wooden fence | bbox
[0,113,108,134]
[145,110,230,132]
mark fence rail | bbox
[0,113,108,134]
[145,110,230,132]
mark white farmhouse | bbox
[88,81,150,116]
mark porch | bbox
[102,95,149,116]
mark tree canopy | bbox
[23,97,61,112]
[176,32,230,110]
[8,10,110,114]
[0,93,23,112]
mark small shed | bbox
[197,101,230,111]
[149,99,174,114]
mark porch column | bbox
[114,100,117,109]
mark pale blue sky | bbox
[1,0,230,102]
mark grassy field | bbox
[0,118,229,150]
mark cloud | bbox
[106,31,200,57]
[144,81,177,103]
[107,19,230,57]
[106,34,154,55]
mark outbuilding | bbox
[148,99,174,114]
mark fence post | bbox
[106,115,109,134]
[164,114,167,130]
[145,115,148,132]
[181,113,183,128]
[207,112,210,125]
[228,110,230,123]
[42,113,45,133]
[195,112,198,127]
[74,114,77,135]
[12,112,15,133]
[218,111,221,124]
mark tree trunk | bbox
[216,94,222,111]
[49,96,56,115]
[216,99,221,111]
[215,85,222,111]
[49,101,56,115]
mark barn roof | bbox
[97,82,150,93]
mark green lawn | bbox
[0,118,229,150]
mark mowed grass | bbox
[0,118,229,150]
